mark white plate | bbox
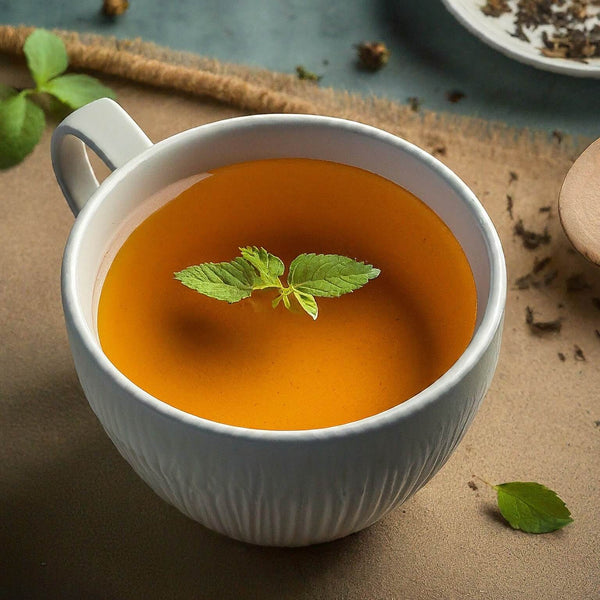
[441,0,600,78]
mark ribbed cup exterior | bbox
[66,317,502,547]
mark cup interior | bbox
[64,115,505,422]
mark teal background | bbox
[2,0,599,138]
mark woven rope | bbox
[0,24,316,114]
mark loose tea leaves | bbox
[480,0,600,62]
[175,246,380,320]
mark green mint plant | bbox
[0,29,116,169]
[175,246,381,320]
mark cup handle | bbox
[51,98,153,216]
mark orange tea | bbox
[97,158,477,430]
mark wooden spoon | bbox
[558,137,600,265]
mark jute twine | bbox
[0,24,316,114]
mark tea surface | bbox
[98,158,476,430]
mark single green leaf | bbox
[495,482,573,533]
[23,29,68,86]
[293,290,318,320]
[0,94,45,169]
[40,74,116,109]
[0,84,17,101]
[174,257,259,303]
[239,246,284,287]
[288,253,380,298]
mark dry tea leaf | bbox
[295,66,322,82]
[525,306,562,334]
[446,90,466,103]
[407,96,422,112]
[574,344,586,360]
[102,0,129,16]
[356,42,390,70]
[481,0,511,17]
[514,219,551,250]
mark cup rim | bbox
[62,113,507,442]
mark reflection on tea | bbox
[97,158,477,430]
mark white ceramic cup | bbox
[52,98,506,547]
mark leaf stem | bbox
[472,474,497,490]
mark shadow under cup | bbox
[59,113,506,547]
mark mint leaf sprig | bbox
[474,476,573,534]
[0,29,116,169]
[174,246,381,320]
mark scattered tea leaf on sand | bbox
[544,270,559,286]
[506,194,514,220]
[574,345,586,361]
[533,256,552,274]
[514,219,551,250]
[526,306,562,334]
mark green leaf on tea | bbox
[293,290,319,319]
[23,29,68,86]
[240,246,285,287]
[494,481,573,533]
[41,73,117,109]
[0,94,45,169]
[288,253,380,298]
[176,247,380,319]
[174,257,259,303]
[272,292,292,310]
